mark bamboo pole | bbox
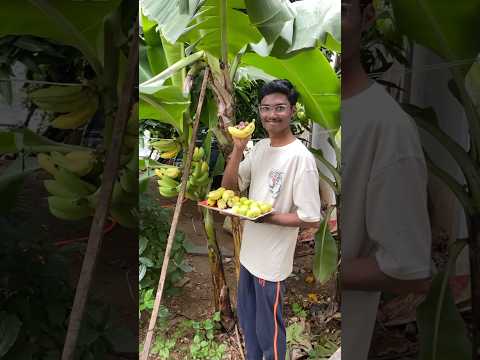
[61,21,139,360]
[141,67,210,360]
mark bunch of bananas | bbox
[206,187,273,219]
[155,146,210,201]
[228,119,255,139]
[156,166,181,198]
[38,148,138,228]
[37,151,97,221]
[151,138,182,159]
[29,85,99,129]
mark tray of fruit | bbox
[198,187,274,221]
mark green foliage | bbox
[0,219,135,358]
[189,312,227,360]
[291,302,307,318]
[139,194,190,312]
[151,336,176,360]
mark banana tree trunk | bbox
[231,216,243,280]
[202,207,235,331]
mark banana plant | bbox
[140,0,341,333]
[0,1,138,227]
[387,1,480,358]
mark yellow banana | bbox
[159,143,181,159]
[207,198,216,206]
[51,96,98,129]
[217,199,227,209]
[228,120,255,139]
[37,153,59,176]
[207,189,222,201]
[154,168,165,178]
[201,161,209,173]
[222,189,235,202]
[165,167,181,178]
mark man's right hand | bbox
[232,136,250,153]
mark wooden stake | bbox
[61,22,139,360]
[141,67,210,360]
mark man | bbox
[221,79,321,360]
[341,0,432,359]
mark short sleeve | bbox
[293,158,322,222]
[366,157,431,280]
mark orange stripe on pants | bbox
[273,281,280,360]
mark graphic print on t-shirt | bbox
[268,169,283,198]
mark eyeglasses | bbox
[259,104,290,114]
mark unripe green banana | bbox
[51,96,98,129]
[158,176,180,189]
[191,171,209,186]
[37,153,59,176]
[44,180,81,198]
[48,196,92,221]
[54,168,97,196]
[159,186,179,198]
[192,147,204,161]
[51,150,95,177]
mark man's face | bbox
[259,93,295,136]
[341,0,374,61]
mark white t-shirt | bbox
[238,138,321,282]
[341,82,432,359]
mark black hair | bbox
[259,79,299,106]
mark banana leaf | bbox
[0,1,121,74]
[313,207,337,283]
[139,86,190,133]
[242,49,340,130]
[390,0,480,67]
[245,0,341,56]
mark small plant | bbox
[139,193,191,316]
[151,335,177,360]
[308,338,338,360]
[189,312,228,360]
[291,302,308,318]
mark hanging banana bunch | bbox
[150,138,182,159]
[37,148,138,228]
[37,150,98,221]
[155,146,210,201]
[28,85,99,129]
